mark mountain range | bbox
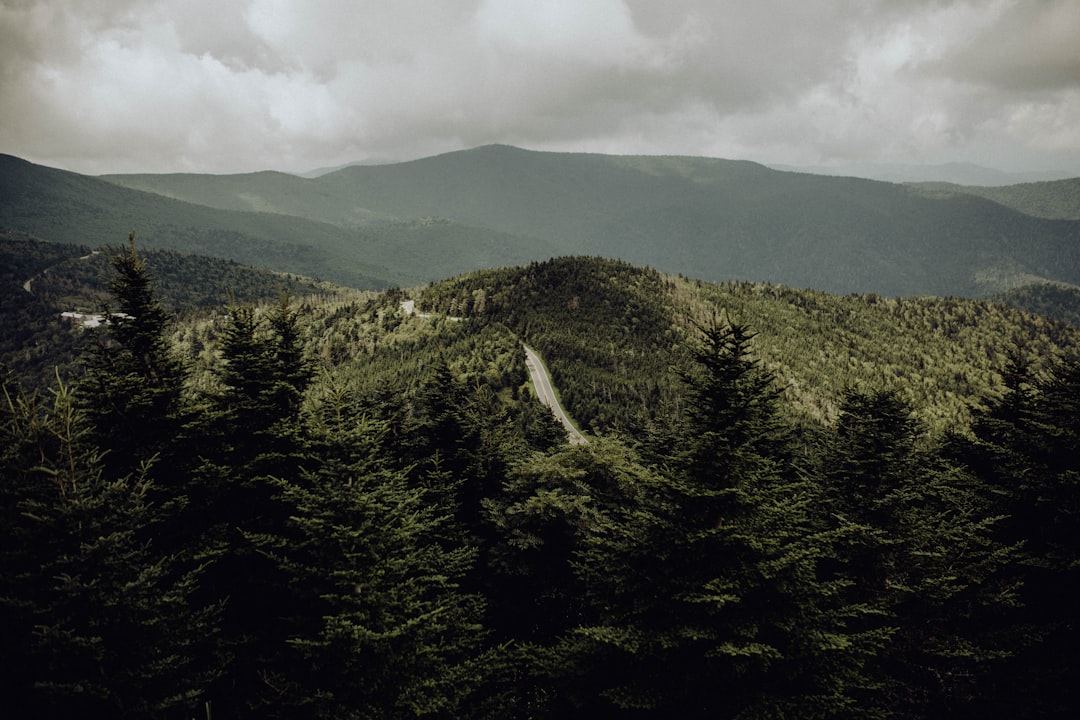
[767,161,1075,186]
[3,145,1079,299]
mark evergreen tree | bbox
[819,388,1019,719]
[564,321,849,717]
[480,438,664,717]
[191,297,313,716]
[0,373,218,717]
[78,234,188,480]
[265,397,489,719]
[956,350,1080,718]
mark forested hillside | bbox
[3,248,1079,718]
[120,145,1080,297]
[0,154,402,288]
[420,257,1079,435]
[8,145,1080,300]
[0,233,336,389]
[909,177,1080,220]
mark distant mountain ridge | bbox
[768,161,1076,186]
[4,146,1080,300]
[906,178,1080,220]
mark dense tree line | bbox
[420,257,1080,435]
[0,235,335,391]
[2,248,1078,717]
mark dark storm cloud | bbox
[1,0,1077,174]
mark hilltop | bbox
[413,257,1079,435]
[7,241,1077,438]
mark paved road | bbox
[523,344,587,445]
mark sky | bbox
[2,0,1079,176]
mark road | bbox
[399,304,586,445]
[23,249,99,295]
[522,344,588,445]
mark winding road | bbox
[523,344,588,445]
[401,301,587,445]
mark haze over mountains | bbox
[766,162,1075,187]
[3,145,1079,299]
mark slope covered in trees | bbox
[4,248,1079,718]
[420,257,1080,435]
[0,155,402,288]
[8,146,1080,300]
[0,233,338,390]
[908,177,1080,220]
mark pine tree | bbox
[564,320,849,718]
[1,373,219,717]
[265,397,489,719]
[191,297,313,715]
[820,388,1019,719]
[956,350,1080,718]
[78,234,188,480]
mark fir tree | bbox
[1,373,219,717]
[78,234,188,480]
[191,297,313,716]
[266,397,489,719]
[956,350,1080,718]
[565,320,849,718]
[820,388,1019,719]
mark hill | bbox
[96,145,1080,298]
[6,252,1080,716]
[770,161,1074,186]
[413,257,1080,435]
[907,177,1080,220]
[6,147,1080,304]
[0,154,404,288]
[3,153,561,289]
[0,232,340,389]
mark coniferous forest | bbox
[2,241,1079,719]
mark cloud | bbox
[926,0,1080,92]
[1,0,1078,174]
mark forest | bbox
[2,243,1079,719]
[8,147,1080,304]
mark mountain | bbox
[7,146,1080,299]
[100,145,1080,297]
[768,161,1075,186]
[413,256,1080,435]
[0,154,402,288]
[0,232,340,389]
[1,153,557,289]
[9,244,1080,717]
[906,177,1080,220]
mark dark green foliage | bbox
[503,321,846,718]
[0,154,400,288]
[419,257,1080,437]
[951,349,1080,718]
[8,247,1080,718]
[908,177,1080,220]
[77,235,189,479]
[268,410,489,719]
[816,389,1019,718]
[422,257,683,435]
[0,232,334,389]
[0,232,91,388]
[0,374,219,718]
[993,282,1080,327]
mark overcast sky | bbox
[2,0,1079,175]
